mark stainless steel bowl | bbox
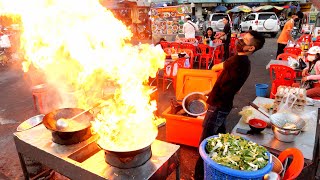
[271,123,301,143]
[182,92,208,116]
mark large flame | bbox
[1,0,165,151]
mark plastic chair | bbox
[276,53,298,61]
[311,42,320,47]
[278,148,304,180]
[160,41,170,49]
[182,43,198,62]
[283,47,302,56]
[195,36,202,43]
[179,48,194,68]
[161,58,187,91]
[269,64,296,99]
[229,37,238,56]
[198,44,213,69]
[170,42,180,49]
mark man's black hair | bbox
[223,16,229,22]
[247,30,265,52]
[296,11,304,19]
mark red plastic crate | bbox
[162,106,204,147]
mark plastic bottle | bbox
[209,40,213,47]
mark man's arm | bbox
[211,62,224,71]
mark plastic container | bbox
[162,68,219,147]
[162,107,204,147]
[199,135,273,180]
[255,83,269,97]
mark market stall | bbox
[150,5,192,43]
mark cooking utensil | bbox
[270,112,305,142]
[16,114,45,132]
[182,92,208,116]
[42,108,94,145]
[249,102,270,118]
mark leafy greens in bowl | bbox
[205,134,269,171]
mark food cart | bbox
[150,5,192,43]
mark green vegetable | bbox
[205,134,269,171]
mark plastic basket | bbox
[199,135,273,180]
[255,83,269,97]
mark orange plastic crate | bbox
[162,69,219,147]
[175,69,218,100]
[162,106,204,147]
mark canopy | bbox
[252,5,284,12]
[227,5,252,13]
[214,5,227,12]
[282,5,296,9]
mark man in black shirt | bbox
[216,16,231,61]
[194,30,265,180]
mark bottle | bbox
[209,40,213,47]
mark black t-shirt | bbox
[223,23,231,43]
[207,55,251,110]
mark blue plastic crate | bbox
[199,135,273,180]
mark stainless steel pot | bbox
[271,123,301,143]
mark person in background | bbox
[301,46,320,98]
[215,16,231,61]
[276,11,304,57]
[279,13,286,30]
[183,15,199,39]
[233,14,240,31]
[194,31,265,180]
[203,27,215,44]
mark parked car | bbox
[239,12,280,37]
[206,13,232,32]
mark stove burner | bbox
[103,145,152,169]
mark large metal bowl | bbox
[182,92,208,116]
[271,123,301,143]
[270,112,305,142]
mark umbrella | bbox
[253,5,284,12]
[227,5,252,13]
[214,5,227,12]
[282,5,296,9]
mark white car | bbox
[240,12,280,37]
[206,13,232,32]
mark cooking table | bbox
[231,97,319,166]
[14,125,180,180]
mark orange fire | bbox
[1,0,165,151]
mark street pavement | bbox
[0,36,318,179]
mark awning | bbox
[252,5,284,12]
[227,5,252,13]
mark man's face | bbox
[237,33,256,53]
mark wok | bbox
[43,108,93,145]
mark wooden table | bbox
[231,97,319,166]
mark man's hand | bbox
[211,62,224,72]
[302,76,308,82]
[202,89,211,96]
[302,68,309,77]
